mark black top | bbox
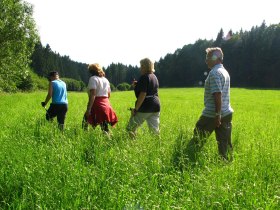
[134,73,160,113]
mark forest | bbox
[1,0,280,92]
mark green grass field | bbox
[0,88,279,209]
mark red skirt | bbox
[87,97,118,127]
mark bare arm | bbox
[132,92,146,116]
[213,92,222,127]
[135,92,146,110]
[85,89,96,118]
[44,82,53,105]
[108,88,111,98]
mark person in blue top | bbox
[41,71,68,130]
[187,47,234,161]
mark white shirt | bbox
[88,76,111,97]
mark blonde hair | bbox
[205,47,224,61]
[88,63,105,77]
[140,58,155,74]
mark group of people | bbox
[42,47,234,160]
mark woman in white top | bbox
[84,63,118,132]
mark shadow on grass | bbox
[172,130,235,171]
[81,129,132,166]
[171,131,206,170]
[0,180,24,209]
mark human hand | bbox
[215,115,221,127]
[41,102,46,107]
[131,79,137,88]
[85,110,91,119]
[131,108,137,116]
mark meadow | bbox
[0,88,279,209]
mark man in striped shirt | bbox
[188,47,234,161]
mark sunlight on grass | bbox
[0,88,279,209]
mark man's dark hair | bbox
[48,71,58,77]
[48,71,59,81]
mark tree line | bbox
[159,22,280,88]
[32,21,280,89]
[1,0,279,92]
[31,42,89,90]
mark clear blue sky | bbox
[26,0,279,67]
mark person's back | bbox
[127,58,161,137]
[84,63,118,133]
[52,79,68,104]
[88,76,110,97]
[134,73,160,113]
[218,67,232,115]
[41,71,68,130]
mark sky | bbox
[26,0,279,67]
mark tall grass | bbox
[0,88,279,209]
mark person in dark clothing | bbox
[127,58,160,137]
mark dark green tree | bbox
[0,0,39,92]
[31,42,89,85]
[214,28,224,47]
[29,22,280,89]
